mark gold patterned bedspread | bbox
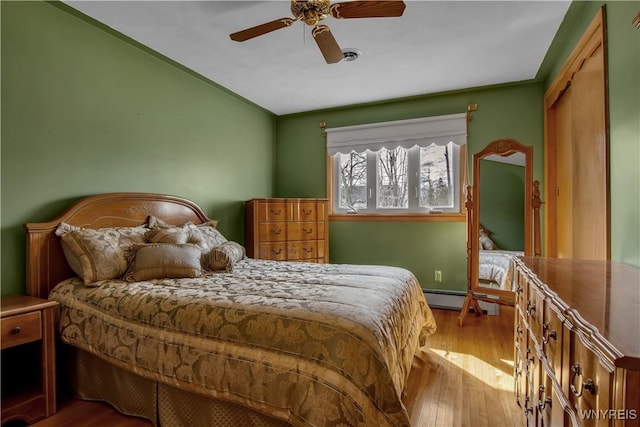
[49,259,436,427]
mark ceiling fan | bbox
[229,0,406,64]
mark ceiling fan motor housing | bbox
[291,0,331,25]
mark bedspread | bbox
[49,259,436,427]
[479,249,523,290]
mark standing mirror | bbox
[458,138,541,326]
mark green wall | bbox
[2,1,637,298]
[542,1,640,267]
[479,160,525,251]
[275,0,640,292]
[275,83,545,291]
[1,1,277,295]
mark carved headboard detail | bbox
[24,192,211,299]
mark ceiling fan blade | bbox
[330,1,406,19]
[312,25,344,64]
[230,17,295,42]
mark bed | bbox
[478,249,523,291]
[25,192,436,427]
[477,226,522,291]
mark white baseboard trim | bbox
[423,290,500,315]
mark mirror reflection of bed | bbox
[458,138,541,326]
[478,153,525,292]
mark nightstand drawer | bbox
[1,311,42,349]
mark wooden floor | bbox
[32,307,523,427]
[404,306,523,427]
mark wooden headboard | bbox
[24,192,211,299]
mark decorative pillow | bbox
[55,223,148,284]
[146,217,209,251]
[148,215,218,229]
[145,228,189,245]
[125,243,202,282]
[195,221,228,251]
[479,230,498,250]
[206,241,246,273]
[148,216,226,252]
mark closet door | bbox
[544,7,609,260]
[554,89,574,258]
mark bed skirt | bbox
[67,346,292,427]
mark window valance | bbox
[325,113,467,155]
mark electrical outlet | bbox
[434,270,442,282]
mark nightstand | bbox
[1,295,58,425]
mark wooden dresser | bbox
[245,198,329,263]
[513,257,639,427]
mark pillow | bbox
[148,216,227,252]
[125,243,202,282]
[479,230,498,250]
[146,216,209,250]
[145,228,189,245]
[55,223,148,284]
[148,215,218,229]
[195,221,228,251]
[205,241,246,273]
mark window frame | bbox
[325,113,469,222]
[326,144,467,222]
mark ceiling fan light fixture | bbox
[341,48,361,62]
[231,0,406,64]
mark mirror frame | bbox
[459,138,539,326]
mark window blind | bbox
[325,113,467,155]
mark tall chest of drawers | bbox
[513,257,639,427]
[245,198,329,263]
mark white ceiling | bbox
[65,1,571,116]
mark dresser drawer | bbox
[566,330,613,426]
[538,367,568,427]
[296,201,323,221]
[258,202,288,222]
[515,269,526,316]
[295,241,324,260]
[542,303,563,382]
[258,223,288,242]
[514,314,528,408]
[526,283,545,346]
[259,242,288,261]
[287,222,324,241]
[1,311,42,349]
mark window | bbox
[326,113,467,217]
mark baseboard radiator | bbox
[423,290,500,315]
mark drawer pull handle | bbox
[303,247,313,253]
[271,228,282,235]
[542,323,557,344]
[538,397,552,411]
[538,386,552,411]
[570,365,597,397]
[526,302,536,316]
[302,209,313,216]
[270,209,282,215]
[11,326,22,334]
[523,397,533,417]
[302,228,313,234]
[270,248,282,255]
